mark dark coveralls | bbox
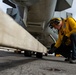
[54,17,76,59]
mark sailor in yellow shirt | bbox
[49,17,76,63]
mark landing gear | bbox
[45,53,48,56]
[36,52,43,58]
[24,51,32,57]
[24,51,43,58]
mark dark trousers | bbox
[70,33,76,59]
[55,33,76,59]
[55,44,71,58]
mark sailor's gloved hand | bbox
[62,35,68,45]
[48,46,57,54]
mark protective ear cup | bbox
[53,19,60,25]
[49,18,61,28]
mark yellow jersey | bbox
[55,17,76,48]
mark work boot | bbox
[69,58,76,63]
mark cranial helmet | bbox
[49,18,61,28]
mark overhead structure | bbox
[55,0,73,11]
